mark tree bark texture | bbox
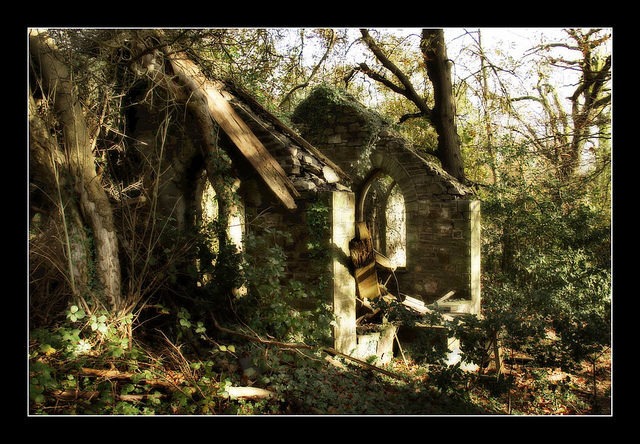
[420,29,466,183]
[29,92,92,298]
[359,29,466,183]
[29,30,122,311]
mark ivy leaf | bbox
[40,344,57,356]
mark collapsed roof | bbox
[217,80,351,195]
[164,50,351,212]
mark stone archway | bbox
[364,140,479,309]
[292,85,480,314]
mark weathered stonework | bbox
[127,80,481,360]
[292,86,481,313]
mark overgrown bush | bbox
[237,227,334,346]
[478,181,611,373]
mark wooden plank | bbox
[226,386,274,400]
[402,295,429,314]
[220,80,351,183]
[354,262,380,300]
[168,55,299,210]
[436,290,456,304]
[374,252,396,270]
[350,222,380,300]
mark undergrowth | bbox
[28,301,610,415]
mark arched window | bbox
[385,184,406,268]
[359,170,407,269]
[197,179,245,284]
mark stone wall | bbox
[292,86,481,311]
[242,190,356,353]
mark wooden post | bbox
[350,222,381,301]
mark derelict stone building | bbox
[291,87,481,311]
[125,77,480,361]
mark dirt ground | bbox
[473,347,612,415]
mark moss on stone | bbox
[291,84,389,144]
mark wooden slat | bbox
[220,80,351,183]
[355,262,380,300]
[168,55,299,210]
[436,290,456,303]
[350,222,381,300]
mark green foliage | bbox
[29,306,140,412]
[477,178,611,372]
[195,216,246,299]
[291,84,388,146]
[304,200,331,297]
[29,28,612,416]
[238,227,333,346]
[305,200,329,254]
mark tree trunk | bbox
[358,29,466,182]
[421,29,466,183]
[29,92,91,300]
[29,30,122,311]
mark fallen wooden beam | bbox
[400,294,454,321]
[221,79,351,183]
[226,386,275,400]
[402,295,428,313]
[350,222,381,300]
[374,252,396,270]
[165,51,299,210]
[436,290,456,304]
[50,389,165,402]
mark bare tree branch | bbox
[359,29,432,118]
[279,29,337,109]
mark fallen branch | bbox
[211,313,409,382]
[226,386,275,400]
[50,389,165,402]
[321,347,410,382]
[210,314,314,350]
[79,367,183,391]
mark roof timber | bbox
[166,53,300,210]
[220,80,351,184]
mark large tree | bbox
[509,28,611,185]
[30,30,123,312]
[355,29,466,182]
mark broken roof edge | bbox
[162,50,300,210]
[292,84,473,198]
[218,79,352,185]
[376,130,475,197]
